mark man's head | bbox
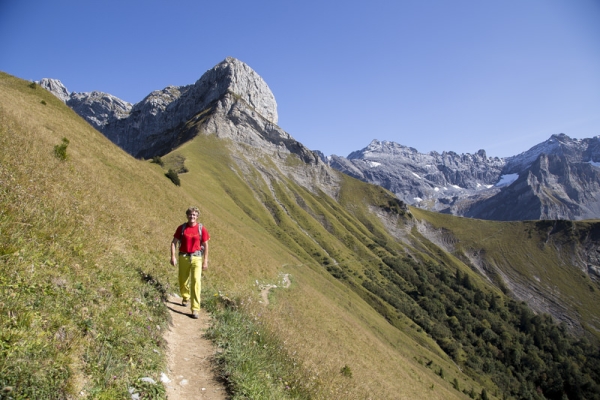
[186,206,200,218]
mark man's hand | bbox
[170,238,179,267]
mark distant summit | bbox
[503,133,600,173]
[328,139,505,209]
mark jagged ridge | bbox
[327,135,600,221]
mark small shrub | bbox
[150,156,164,167]
[165,169,180,186]
[480,388,489,400]
[41,100,47,105]
[53,137,70,161]
[169,155,188,173]
[340,365,353,378]
[452,378,460,391]
[28,82,37,89]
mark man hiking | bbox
[170,206,210,319]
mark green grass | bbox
[410,208,600,339]
[0,73,179,398]
[204,289,315,399]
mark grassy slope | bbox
[0,73,205,398]
[410,208,600,338]
[163,133,471,398]
[0,74,470,398]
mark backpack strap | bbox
[198,223,204,252]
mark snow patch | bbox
[434,187,440,192]
[496,173,519,187]
[414,197,423,203]
[450,184,462,190]
[589,160,600,168]
[411,172,422,179]
[368,161,381,168]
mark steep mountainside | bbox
[327,135,600,221]
[25,59,600,398]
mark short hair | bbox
[186,206,200,216]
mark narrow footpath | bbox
[163,296,227,400]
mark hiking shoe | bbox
[192,310,199,319]
[182,299,189,307]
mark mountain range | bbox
[324,133,600,221]
[39,61,600,222]
[327,134,600,221]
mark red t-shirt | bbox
[173,223,210,254]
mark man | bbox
[170,206,210,319]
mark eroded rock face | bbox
[461,152,600,220]
[68,91,133,129]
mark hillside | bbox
[2,68,600,400]
[0,72,471,399]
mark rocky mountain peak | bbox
[37,78,70,102]
[329,133,600,221]
[504,133,600,174]
[204,57,278,124]
[348,139,420,160]
[38,58,281,157]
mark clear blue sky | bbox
[1,0,599,158]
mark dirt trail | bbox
[163,296,227,400]
[259,273,291,306]
[162,274,290,399]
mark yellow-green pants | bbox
[178,254,203,311]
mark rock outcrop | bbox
[37,78,71,103]
[39,57,334,196]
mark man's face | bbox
[187,212,198,222]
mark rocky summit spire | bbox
[195,57,278,124]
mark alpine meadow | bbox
[1,61,600,400]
